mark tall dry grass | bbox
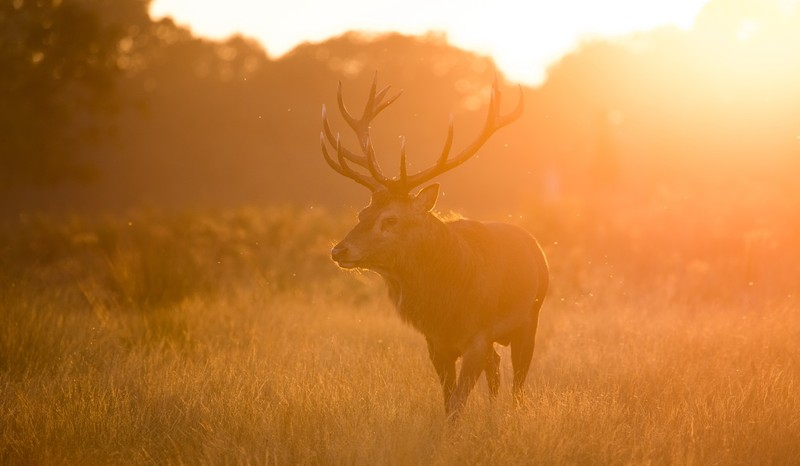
[1,206,798,464]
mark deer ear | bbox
[413,184,440,212]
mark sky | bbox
[149,0,711,86]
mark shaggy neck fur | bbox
[380,214,481,335]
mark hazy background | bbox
[148,0,709,85]
[2,0,800,292]
[3,3,800,462]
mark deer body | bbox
[385,219,547,350]
[393,219,548,414]
[321,75,548,416]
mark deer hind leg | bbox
[510,321,539,404]
[485,346,501,398]
[426,339,456,408]
[446,337,492,418]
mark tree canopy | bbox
[1,0,116,186]
[2,0,799,218]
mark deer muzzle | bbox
[331,243,359,269]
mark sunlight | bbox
[693,0,800,93]
[7,0,800,462]
[735,19,758,41]
[149,0,709,85]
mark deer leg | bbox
[426,339,456,408]
[446,337,492,417]
[510,321,538,404]
[485,346,501,398]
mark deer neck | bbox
[381,218,472,317]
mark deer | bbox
[320,74,549,418]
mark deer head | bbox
[322,73,523,270]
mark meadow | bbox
[1,204,799,465]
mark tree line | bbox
[2,0,799,219]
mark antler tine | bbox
[368,71,403,119]
[401,78,524,191]
[320,133,381,191]
[374,84,392,104]
[399,137,408,184]
[374,86,403,117]
[336,81,360,130]
[335,75,402,155]
[364,136,392,187]
[322,105,367,165]
[480,75,523,132]
[322,74,405,193]
[336,76,402,133]
[362,73,380,127]
[485,73,525,129]
[338,137,387,191]
[436,115,455,168]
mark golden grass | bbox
[2,208,799,464]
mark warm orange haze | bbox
[2,0,800,464]
[149,0,709,85]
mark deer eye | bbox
[380,216,399,231]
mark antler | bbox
[321,72,402,192]
[401,75,523,191]
[320,73,523,195]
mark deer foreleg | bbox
[446,336,492,417]
[427,339,456,407]
[485,347,501,398]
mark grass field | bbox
[2,207,799,464]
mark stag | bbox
[320,74,548,417]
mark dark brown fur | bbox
[332,185,548,416]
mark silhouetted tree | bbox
[0,0,134,187]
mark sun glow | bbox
[149,0,709,85]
